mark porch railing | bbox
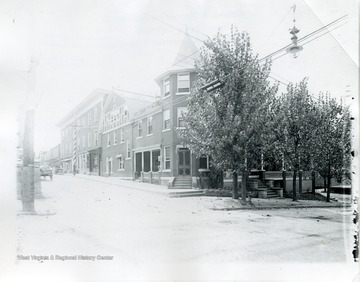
[140,171,161,184]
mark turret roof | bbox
[155,33,200,84]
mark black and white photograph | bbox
[0,0,359,281]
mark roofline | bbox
[56,88,111,128]
[154,67,196,85]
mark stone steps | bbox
[257,180,281,199]
[173,176,192,189]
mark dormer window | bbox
[164,79,170,97]
[177,73,190,93]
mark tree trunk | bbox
[323,178,327,192]
[219,170,224,189]
[282,170,287,194]
[232,171,239,199]
[311,171,316,195]
[241,170,248,202]
[299,170,303,195]
[292,170,297,201]
[326,169,331,202]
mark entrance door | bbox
[178,148,191,175]
[108,159,112,175]
[135,152,142,178]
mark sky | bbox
[0,0,358,154]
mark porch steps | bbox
[172,176,193,189]
[257,180,280,198]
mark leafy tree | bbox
[180,28,277,200]
[272,79,316,201]
[311,94,351,202]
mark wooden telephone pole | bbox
[21,109,36,214]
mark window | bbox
[120,128,124,143]
[164,79,170,97]
[117,155,124,170]
[177,107,188,128]
[137,121,143,138]
[163,109,170,130]
[94,108,98,123]
[87,133,91,147]
[106,157,113,174]
[164,146,171,170]
[126,139,131,159]
[114,131,117,145]
[107,133,111,147]
[88,112,91,126]
[147,116,153,135]
[94,130,98,146]
[177,73,190,93]
[199,156,209,169]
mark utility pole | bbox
[21,109,36,214]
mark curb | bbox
[212,204,352,211]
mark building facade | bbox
[56,89,110,174]
[100,33,209,186]
[99,92,153,178]
[56,34,209,187]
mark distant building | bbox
[38,151,49,166]
[56,89,109,174]
[47,144,61,168]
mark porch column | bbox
[150,150,153,171]
[141,151,144,172]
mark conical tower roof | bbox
[155,32,200,84]
[171,32,200,70]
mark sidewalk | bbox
[69,173,203,197]
[210,196,352,211]
[65,174,352,210]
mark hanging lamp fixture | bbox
[286,5,303,58]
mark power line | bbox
[112,87,158,99]
[141,10,205,44]
[302,1,356,65]
[259,14,348,62]
[270,21,347,62]
[259,6,293,47]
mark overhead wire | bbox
[259,14,348,62]
[259,6,293,47]
[107,12,349,107]
[302,1,356,65]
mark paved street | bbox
[11,175,357,280]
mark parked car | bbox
[40,167,53,180]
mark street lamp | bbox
[286,25,303,58]
[286,5,303,58]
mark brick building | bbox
[56,89,109,174]
[101,33,209,187]
[100,91,154,178]
[56,33,209,188]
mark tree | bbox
[272,79,316,201]
[311,94,351,202]
[180,28,277,201]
